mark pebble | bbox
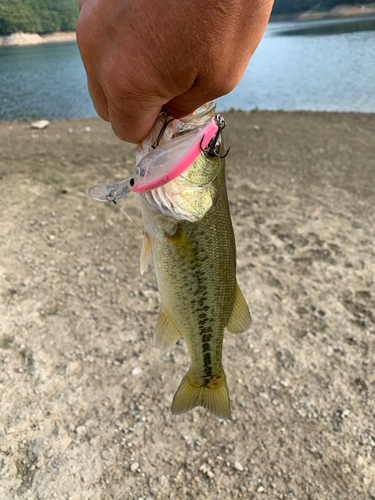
[75,426,87,438]
[131,367,142,376]
[233,461,244,472]
[130,462,139,473]
[49,235,55,240]
[257,486,265,492]
[31,120,50,130]
[199,464,209,474]
[84,126,91,132]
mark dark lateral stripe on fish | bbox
[202,342,210,352]
[204,352,212,378]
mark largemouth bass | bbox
[136,103,251,419]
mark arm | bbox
[77,0,274,143]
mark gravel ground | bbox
[0,111,374,500]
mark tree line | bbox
[0,0,373,35]
[0,0,78,35]
[272,0,374,15]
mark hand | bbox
[77,0,273,143]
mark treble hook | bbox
[200,114,231,159]
[150,113,175,151]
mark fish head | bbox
[138,102,226,223]
[140,146,223,223]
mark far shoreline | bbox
[0,31,76,47]
[1,3,375,47]
[270,2,375,22]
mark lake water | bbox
[1,15,375,121]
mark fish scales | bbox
[138,122,251,419]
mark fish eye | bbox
[130,178,135,187]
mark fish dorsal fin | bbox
[154,307,182,351]
[140,232,152,276]
[226,284,252,334]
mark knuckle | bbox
[104,78,136,105]
[210,71,242,97]
[76,16,92,54]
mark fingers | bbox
[163,71,240,119]
[163,91,209,120]
[107,96,163,144]
[87,79,110,122]
[86,70,164,142]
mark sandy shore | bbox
[0,31,76,47]
[0,111,374,499]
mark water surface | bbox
[218,15,375,113]
[0,42,94,121]
[1,16,374,121]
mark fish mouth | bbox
[178,101,216,122]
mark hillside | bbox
[0,0,78,35]
[272,0,375,15]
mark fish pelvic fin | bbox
[226,283,252,335]
[171,368,231,420]
[154,307,182,351]
[140,232,152,276]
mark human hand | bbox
[77,0,273,143]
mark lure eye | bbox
[129,178,135,187]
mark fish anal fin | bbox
[171,368,231,420]
[226,284,252,334]
[154,307,182,351]
[140,232,152,276]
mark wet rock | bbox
[31,120,50,130]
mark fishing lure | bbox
[88,113,227,203]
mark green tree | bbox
[0,0,40,34]
[53,0,79,30]
[0,0,78,35]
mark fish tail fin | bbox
[171,368,231,420]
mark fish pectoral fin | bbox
[165,227,197,262]
[154,307,182,351]
[226,283,252,335]
[140,232,152,276]
[171,368,231,420]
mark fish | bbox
[136,104,251,419]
